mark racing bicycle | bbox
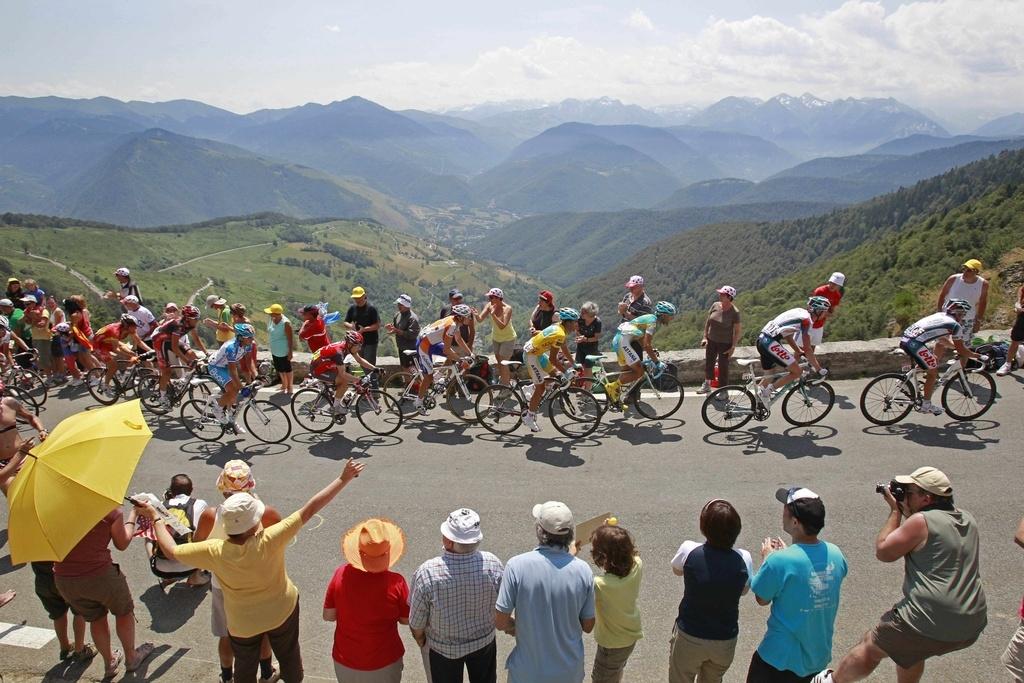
[86,351,157,405]
[290,370,402,436]
[701,359,835,432]
[859,352,996,425]
[138,361,214,415]
[474,362,602,438]
[576,354,685,420]
[4,351,48,407]
[383,352,488,423]
[180,380,292,443]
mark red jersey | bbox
[300,318,330,353]
[310,340,351,376]
[92,323,129,348]
[811,285,843,329]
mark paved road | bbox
[2,376,1022,682]
[158,243,272,272]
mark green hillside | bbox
[568,148,1024,349]
[0,213,545,354]
[471,201,836,287]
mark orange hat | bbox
[342,518,405,573]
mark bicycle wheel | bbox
[8,367,47,407]
[860,373,915,426]
[443,374,488,423]
[633,373,685,420]
[137,371,168,414]
[86,368,120,405]
[474,385,524,435]
[548,387,602,438]
[243,400,292,443]
[941,370,996,421]
[383,371,421,418]
[782,380,835,426]
[290,388,335,433]
[180,398,225,441]
[354,389,403,435]
[701,386,756,431]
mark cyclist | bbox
[309,330,379,417]
[0,315,30,369]
[207,323,256,425]
[605,301,676,405]
[151,305,203,408]
[413,306,474,412]
[755,297,829,404]
[899,299,983,416]
[521,307,580,432]
[91,314,152,393]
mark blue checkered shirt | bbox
[409,549,505,659]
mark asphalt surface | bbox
[2,375,1023,682]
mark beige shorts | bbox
[492,340,515,358]
[1003,618,1024,681]
[871,609,979,669]
[54,564,134,622]
[211,586,228,637]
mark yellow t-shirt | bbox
[174,510,304,637]
[489,306,517,343]
[29,309,51,341]
[594,556,644,649]
[215,307,233,343]
[524,323,565,355]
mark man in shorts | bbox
[755,298,829,404]
[309,331,378,416]
[151,305,203,408]
[898,299,982,416]
[814,467,987,683]
[521,308,579,432]
[207,323,256,425]
[413,307,474,412]
[91,314,152,394]
[606,301,676,405]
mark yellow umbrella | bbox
[7,400,152,564]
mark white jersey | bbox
[128,306,156,338]
[760,308,812,344]
[944,274,984,310]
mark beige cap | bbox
[895,466,952,497]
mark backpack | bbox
[972,342,1008,372]
[155,497,196,558]
[467,355,492,384]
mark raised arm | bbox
[298,458,364,523]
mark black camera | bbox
[875,480,907,501]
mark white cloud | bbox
[625,9,654,31]
[324,24,341,33]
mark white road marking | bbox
[0,622,56,649]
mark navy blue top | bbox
[671,541,753,640]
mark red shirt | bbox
[323,563,409,670]
[300,318,330,353]
[811,285,843,329]
[54,509,120,578]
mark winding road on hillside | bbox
[187,278,215,305]
[158,242,272,272]
[27,252,106,298]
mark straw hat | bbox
[342,518,405,573]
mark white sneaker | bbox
[69,377,84,387]
[88,377,100,387]
[918,400,944,416]
[758,385,773,404]
[523,384,536,402]
[258,668,280,683]
[523,411,542,432]
[810,671,833,683]
[413,398,426,414]
[696,380,711,394]
[996,361,1012,376]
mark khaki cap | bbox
[895,466,953,497]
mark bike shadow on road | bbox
[702,425,842,459]
[861,419,1000,451]
[596,417,684,446]
[410,418,476,446]
[138,582,208,633]
[177,439,292,467]
[291,431,402,460]
[833,392,857,411]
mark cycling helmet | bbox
[120,313,137,326]
[53,322,71,334]
[181,305,200,319]
[233,323,256,339]
[486,287,504,299]
[0,315,8,329]
[944,298,972,316]
[114,267,130,277]
[451,304,471,317]
[807,296,832,313]
[557,307,580,321]
[654,301,677,316]
[345,330,364,345]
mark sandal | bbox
[126,642,155,673]
[74,643,97,661]
[59,647,73,661]
[0,589,15,608]
[104,649,124,679]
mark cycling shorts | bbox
[416,341,445,376]
[611,332,643,367]
[756,333,795,370]
[154,338,175,369]
[208,365,233,388]
[899,338,939,370]
[524,352,555,385]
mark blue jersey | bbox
[209,339,250,367]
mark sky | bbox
[2,0,1022,130]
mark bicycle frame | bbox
[898,357,975,402]
[394,356,472,403]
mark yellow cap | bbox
[350,286,366,299]
[962,259,983,272]
[263,304,284,315]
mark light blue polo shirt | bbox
[496,545,595,683]
[751,541,848,676]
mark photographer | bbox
[813,467,987,683]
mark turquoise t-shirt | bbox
[266,315,291,357]
[751,541,848,676]
[496,546,596,683]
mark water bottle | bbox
[240,386,252,399]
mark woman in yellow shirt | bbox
[475,287,516,384]
[589,523,643,683]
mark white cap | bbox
[829,272,845,286]
[114,267,130,277]
[394,294,413,307]
[625,275,644,288]
[441,508,483,544]
[533,501,574,535]
[220,493,266,536]
[122,295,139,304]
[0,298,13,307]
[716,285,737,298]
